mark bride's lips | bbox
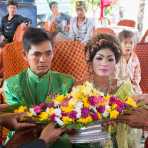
[99,69,109,72]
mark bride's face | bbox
[92,48,116,77]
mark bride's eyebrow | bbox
[95,54,113,57]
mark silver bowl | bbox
[69,123,111,144]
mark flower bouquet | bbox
[14,81,137,143]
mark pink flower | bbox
[39,102,46,109]
[50,114,56,122]
[62,112,68,116]
[96,106,105,113]
[97,96,104,104]
[34,106,42,114]
[91,113,98,121]
[69,111,77,119]
[88,96,98,106]
[47,102,54,108]
[81,108,89,118]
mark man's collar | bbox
[27,68,50,82]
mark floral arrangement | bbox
[14,82,137,128]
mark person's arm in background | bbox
[0,17,6,41]
[63,13,71,32]
[18,15,32,26]
[82,18,94,44]
[132,56,142,94]
[68,18,76,40]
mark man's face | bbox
[51,4,58,14]
[24,41,53,76]
[7,5,17,16]
[76,8,86,18]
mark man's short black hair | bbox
[23,27,53,52]
[49,1,58,9]
[7,0,18,7]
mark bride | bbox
[76,33,141,148]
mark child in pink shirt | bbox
[117,30,142,95]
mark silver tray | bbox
[69,123,111,144]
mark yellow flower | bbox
[46,107,55,115]
[27,111,33,117]
[71,87,83,99]
[112,104,117,110]
[92,89,100,96]
[68,98,78,107]
[14,106,27,113]
[78,116,92,124]
[82,98,90,108]
[97,113,102,120]
[104,95,110,100]
[46,96,52,102]
[39,112,49,121]
[62,117,73,124]
[126,97,137,108]
[110,110,119,119]
[61,106,73,113]
[55,95,65,103]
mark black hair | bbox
[23,27,53,52]
[49,1,58,9]
[85,33,122,64]
[118,30,134,42]
[7,0,18,7]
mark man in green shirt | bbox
[2,27,74,148]
[3,27,74,107]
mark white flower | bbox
[102,111,109,118]
[55,108,62,117]
[105,105,110,110]
[75,109,81,118]
[29,108,37,116]
[55,117,64,126]
[75,101,83,110]
[102,105,110,118]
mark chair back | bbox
[51,40,89,82]
[135,29,148,93]
[3,42,28,79]
[117,19,136,27]
[94,28,116,36]
[13,24,28,42]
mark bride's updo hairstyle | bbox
[85,33,122,64]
